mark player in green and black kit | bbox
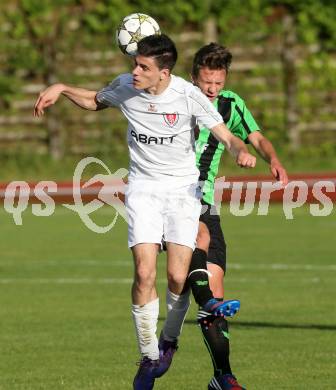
[190,43,288,390]
[158,43,288,389]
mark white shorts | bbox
[125,181,202,250]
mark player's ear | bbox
[160,68,170,80]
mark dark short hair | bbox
[192,43,232,77]
[137,34,178,72]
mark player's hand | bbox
[33,83,65,117]
[236,151,256,168]
[270,159,288,186]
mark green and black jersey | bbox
[195,90,260,205]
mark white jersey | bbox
[96,74,223,185]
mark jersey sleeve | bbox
[229,94,260,143]
[96,75,123,107]
[189,87,223,129]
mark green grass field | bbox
[0,204,335,389]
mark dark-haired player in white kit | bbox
[34,34,256,390]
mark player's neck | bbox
[145,76,171,96]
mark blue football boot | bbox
[202,298,240,317]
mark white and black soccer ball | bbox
[116,13,161,56]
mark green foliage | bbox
[1,0,335,77]
[0,77,19,108]
[216,0,270,43]
[0,0,335,161]
[1,1,102,79]
[82,0,131,34]
[134,0,208,26]
[80,0,211,31]
[266,0,336,48]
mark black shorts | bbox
[199,201,227,272]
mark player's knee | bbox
[134,266,156,288]
[167,271,187,292]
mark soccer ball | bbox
[116,13,161,56]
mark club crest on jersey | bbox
[163,113,179,127]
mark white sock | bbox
[132,298,160,360]
[162,289,191,342]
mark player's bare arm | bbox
[248,131,288,185]
[34,83,106,117]
[210,123,256,168]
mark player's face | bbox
[193,67,226,102]
[132,55,163,91]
